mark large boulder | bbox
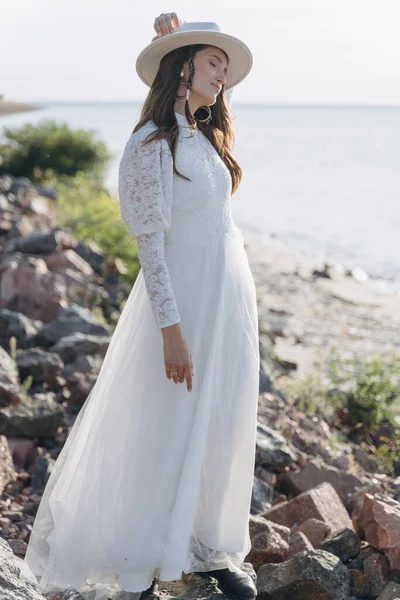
[256,422,297,470]
[16,348,64,385]
[256,549,350,600]
[0,309,41,350]
[279,459,366,503]
[261,482,353,535]
[377,582,400,600]
[49,332,110,363]
[0,537,45,599]
[0,392,66,438]
[246,514,290,569]
[41,305,110,345]
[360,493,400,571]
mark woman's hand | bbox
[152,12,185,41]
[162,323,194,392]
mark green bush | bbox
[327,350,400,431]
[56,172,141,285]
[0,120,111,184]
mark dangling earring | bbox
[195,106,212,125]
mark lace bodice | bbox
[118,111,234,329]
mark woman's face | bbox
[183,46,228,106]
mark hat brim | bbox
[136,30,253,91]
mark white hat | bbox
[136,21,253,91]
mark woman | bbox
[22,13,259,600]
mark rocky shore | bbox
[0,172,399,600]
[0,100,41,116]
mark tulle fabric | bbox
[22,225,260,600]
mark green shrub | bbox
[327,349,400,431]
[0,120,111,184]
[374,432,400,475]
[56,172,140,285]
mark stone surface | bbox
[279,459,365,503]
[246,514,290,569]
[251,476,273,514]
[256,549,350,600]
[0,309,40,350]
[256,422,297,470]
[376,582,400,600]
[42,305,110,344]
[261,482,353,534]
[364,552,390,599]
[0,536,46,599]
[297,518,331,548]
[0,435,17,495]
[362,493,400,571]
[0,392,66,438]
[288,531,314,559]
[321,528,362,563]
[16,348,64,385]
[49,332,110,363]
[348,569,369,598]
[0,347,20,407]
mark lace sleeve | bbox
[136,231,180,329]
[118,126,173,238]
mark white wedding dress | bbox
[22,111,260,600]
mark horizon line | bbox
[23,100,400,110]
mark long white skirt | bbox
[22,226,260,600]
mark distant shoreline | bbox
[0,101,42,116]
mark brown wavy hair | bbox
[133,44,242,194]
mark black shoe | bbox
[208,567,257,600]
[139,577,159,600]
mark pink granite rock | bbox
[288,531,314,559]
[261,482,354,535]
[297,517,332,548]
[362,493,400,571]
[246,514,290,569]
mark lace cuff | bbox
[136,231,180,329]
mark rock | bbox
[261,482,353,535]
[43,249,94,276]
[256,422,297,470]
[256,549,350,600]
[0,536,45,599]
[251,476,273,514]
[297,518,331,548]
[49,332,110,363]
[30,455,54,493]
[321,528,361,562]
[246,514,290,569]
[74,240,106,275]
[65,370,98,406]
[279,459,365,503]
[377,582,400,600]
[16,348,64,385]
[0,392,66,438]
[42,305,110,344]
[7,230,77,254]
[0,346,21,406]
[364,552,390,598]
[0,253,66,322]
[348,569,369,598]
[0,435,17,495]
[0,309,41,350]
[353,446,382,473]
[288,531,314,559]
[6,437,37,469]
[362,493,400,571]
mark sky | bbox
[2,0,400,106]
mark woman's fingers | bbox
[165,361,193,392]
[153,12,183,40]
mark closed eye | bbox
[210,62,216,67]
